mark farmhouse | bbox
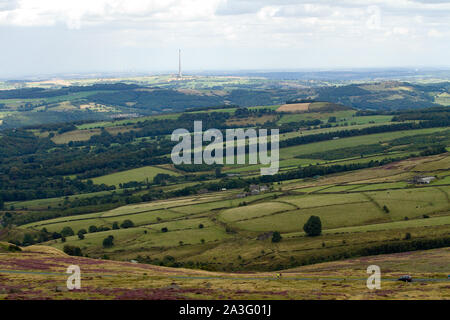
[413,176,436,184]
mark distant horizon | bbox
[3,66,450,81]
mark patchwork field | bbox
[14,154,449,272]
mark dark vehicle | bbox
[398,275,412,282]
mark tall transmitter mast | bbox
[178,49,182,78]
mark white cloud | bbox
[428,28,444,37]
[0,0,449,75]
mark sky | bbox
[0,0,449,78]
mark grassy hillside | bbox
[0,246,448,299]
[15,154,449,272]
[0,79,447,128]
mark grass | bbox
[12,150,450,276]
[233,202,383,232]
[219,202,296,222]
[280,127,448,159]
[90,166,180,187]
[277,110,356,124]
[366,187,449,220]
[2,246,448,299]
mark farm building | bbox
[413,176,436,184]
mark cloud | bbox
[0,0,449,76]
[0,0,221,28]
[366,5,381,30]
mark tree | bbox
[51,232,62,240]
[271,231,282,243]
[77,232,85,240]
[383,205,390,213]
[120,219,134,229]
[198,223,204,229]
[61,226,75,237]
[22,233,35,246]
[63,245,82,256]
[303,216,322,237]
[112,222,120,230]
[153,173,171,185]
[161,227,168,233]
[215,167,223,178]
[88,225,98,233]
[0,197,4,210]
[102,235,114,248]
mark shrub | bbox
[63,245,82,256]
[8,244,21,252]
[61,226,75,237]
[271,231,282,243]
[52,232,61,240]
[161,227,168,233]
[22,233,35,246]
[120,219,134,229]
[198,224,204,229]
[303,216,322,237]
[102,235,114,248]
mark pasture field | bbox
[90,166,180,187]
[6,190,119,211]
[279,127,448,159]
[232,202,383,232]
[21,154,449,272]
[277,110,356,124]
[277,103,310,112]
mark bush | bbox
[404,233,412,240]
[51,232,61,240]
[63,245,82,256]
[271,231,282,243]
[303,216,322,237]
[77,232,85,240]
[112,222,120,230]
[161,227,168,233]
[102,235,114,248]
[383,205,390,213]
[22,233,35,246]
[198,224,204,229]
[88,225,98,233]
[120,219,134,229]
[61,226,75,237]
[8,244,22,252]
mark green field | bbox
[90,166,180,186]
[22,154,449,272]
